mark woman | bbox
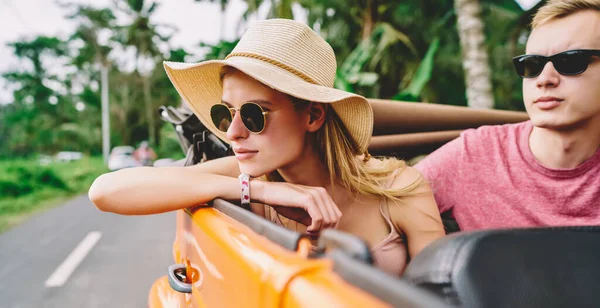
[89,19,445,276]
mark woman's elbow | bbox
[88,173,115,212]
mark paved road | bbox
[0,195,175,308]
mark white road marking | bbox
[45,231,102,287]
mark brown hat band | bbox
[225,52,318,85]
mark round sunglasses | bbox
[210,102,273,134]
[512,49,600,78]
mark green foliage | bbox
[199,40,239,60]
[302,0,530,108]
[157,122,186,159]
[394,37,440,101]
[9,36,67,73]
[168,48,190,62]
[0,166,68,198]
[0,157,106,199]
[127,0,145,13]
[0,157,107,231]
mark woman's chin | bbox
[238,163,271,178]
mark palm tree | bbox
[116,0,173,146]
[67,5,117,162]
[301,0,428,99]
[454,0,494,109]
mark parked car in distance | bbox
[55,151,83,163]
[153,158,186,167]
[38,154,53,166]
[108,146,140,171]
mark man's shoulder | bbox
[416,121,531,171]
[459,121,530,144]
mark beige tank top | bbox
[263,172,409,276]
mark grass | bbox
[0,156,108,233]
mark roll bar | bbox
[211,198,304,251]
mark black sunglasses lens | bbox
[514,55,547,78]
[240,103,265,133]
[210,104,232,132]
[553,51,589,75]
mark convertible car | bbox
[148,100,600,308]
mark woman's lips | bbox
[234,150,258,160]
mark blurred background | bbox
[0,0,541,306]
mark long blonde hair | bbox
[311,103,423,203]
[532,0,600,28]
[267,100,423,205]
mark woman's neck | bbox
[277,147,331,188]
[276,147,361,211]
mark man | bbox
[415,0,600,231]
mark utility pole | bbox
[101,65,110,165]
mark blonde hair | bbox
[220,66,422,204]
[532,0,600,28]
[310,106,423,204]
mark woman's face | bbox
[221,71,310,177]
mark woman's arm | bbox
[388,166,446,258]
[89,155,341,232]
[88,156,241,215]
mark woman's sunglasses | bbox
[210,102,271,134]
[512,49,600,78]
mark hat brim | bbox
[163,57,373,153]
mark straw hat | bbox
[163,19,373,154]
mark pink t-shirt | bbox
[415,121,600,231]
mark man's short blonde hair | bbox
[532,0,600,28]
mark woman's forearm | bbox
[88,166,242,215]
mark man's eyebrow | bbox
[221,100,233,107]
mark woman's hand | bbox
[253,181,342,233]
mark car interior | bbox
[159,100,600,308]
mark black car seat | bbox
[403,226,600,308]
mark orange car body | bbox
[148,205,393,308]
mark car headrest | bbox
[403,226,600,308]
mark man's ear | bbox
[306,103,327,132]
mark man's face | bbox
[523,10,600,130]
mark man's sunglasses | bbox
[210,102,272,134]
[512,49,600,78]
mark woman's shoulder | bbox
[386,166,443,238]
[389,166,426,192]
[361,155,407,171]
[361,156,422,190]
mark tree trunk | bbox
[454,0,495,109]
[142,75,156,146]
[362,0,375,40]
[101,64,110,164]
[120,84,130,145]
